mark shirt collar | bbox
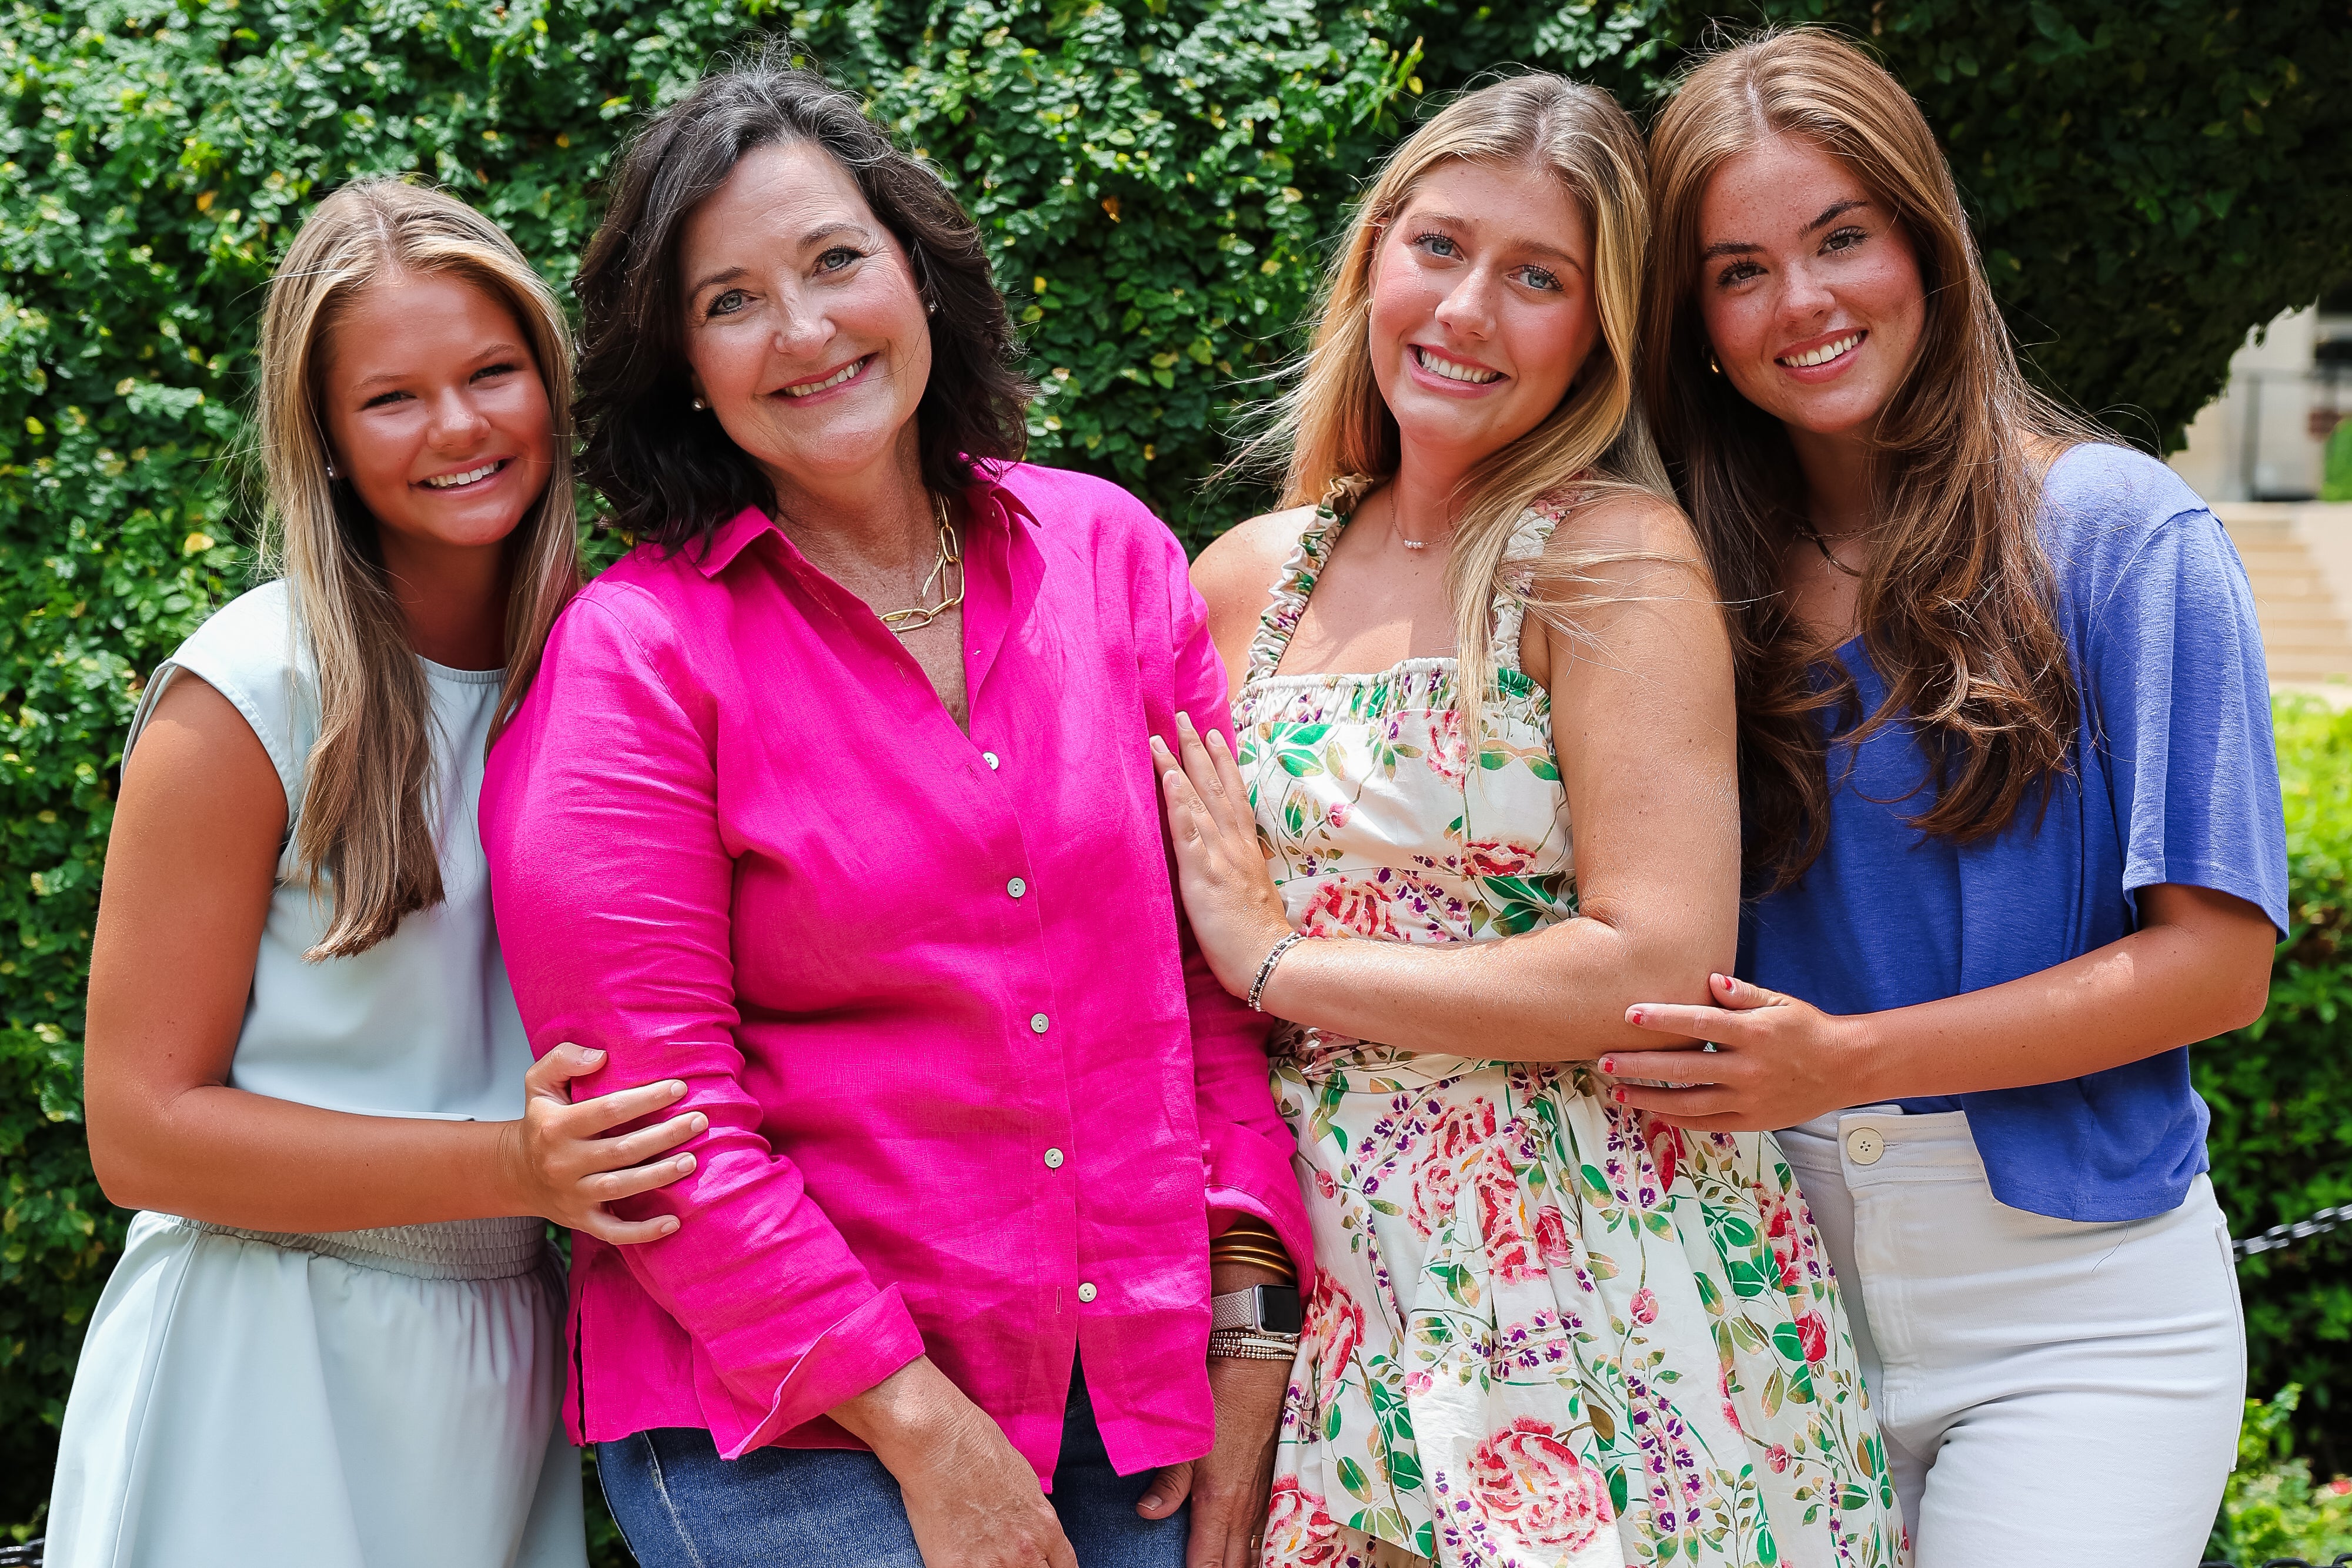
[685,464,1034,581]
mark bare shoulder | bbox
[1546,486,1700,561]
[1191,504,1319,624]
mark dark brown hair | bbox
[1644,28,2097,892]
[574,46,1028,546]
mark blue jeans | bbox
[597,1360,1189,1567]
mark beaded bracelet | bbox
[1208,1328,1298,1362]
[1247,932,1307,1012]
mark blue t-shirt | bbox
[1739,443,2290,1223]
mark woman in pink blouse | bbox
[479,54,1312,1568]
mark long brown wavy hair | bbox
[258,178,581,958]
[1644,28,2098,892]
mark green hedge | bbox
[2200,698,2352,1481]
[2,0,2348,1534]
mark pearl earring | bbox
[691,396,709,410]
[1707,352,1722,376]
[325,459,339,479]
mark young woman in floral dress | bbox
[1150,76,1903,1568]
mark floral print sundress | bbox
[1240,496,1905,1568]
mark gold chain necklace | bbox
[878,495,964,636]
[1792,518,1864,579]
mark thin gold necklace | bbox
[1792,518,1864,579]
[878,495,964,636]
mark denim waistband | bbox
[168,1213,549,1280]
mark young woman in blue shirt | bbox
[1609,29,2284,1566]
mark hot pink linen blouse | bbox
[479,462,1312,1484]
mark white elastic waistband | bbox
[168,1214,549,1280]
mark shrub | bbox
[2,0,2348,1537]
[2200,698,2352,1478]
[2207,1386,2352,1566]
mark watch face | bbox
[1260,1285,1303,1336]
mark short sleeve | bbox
[2082,507,2290,937]
[125,580,316,828]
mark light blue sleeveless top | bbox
[123,579,533,1122]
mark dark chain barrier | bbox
[2236,1202,2352,1261]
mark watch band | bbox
[1210,1283,1303,1336]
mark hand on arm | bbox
[83,674,697,1234]
[1608,884,2277,1130]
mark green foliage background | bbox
[1,0,2348,1536]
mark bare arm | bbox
[1166,495,1741,1061]
[1608,883,2274,1129]
[84,674,695,1237]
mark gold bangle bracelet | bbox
[1209,1239,1294,1263]
[1209,1251,1297,1281]
[1210,1244,1295,1268]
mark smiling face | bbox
[1366,157,1601,477]
[319,270,555,566]
[677,139,932,508]
[1695,133,1925,442]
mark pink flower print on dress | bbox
[1638,1112,1685,1196]
[1532,1204,1578,1269]
[1465,1417,1615,1553]
[1629,1287,1660,1326]
[1300,880,1402,941]
[1766,1444,1789,1475]
[1474,1146,1539,1283]
[1420,707,1468,788]
[1793,1312,1830,1365]
[1406,1098,1500,1238]
[1261,1477,1344,1567]
[1719,1366,1744,1436]
[1464,840,1538,878]
[1304,1273,1367,1399]
[1325,799,1351,830]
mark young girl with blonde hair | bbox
[45,178,698,1567]
[1154,73,1903,1568]
[1617,30,2281,1563]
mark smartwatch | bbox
[1209,1283,1303,1336]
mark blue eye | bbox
[1520,266,1561,292]
[707,289,750,317]
[1414,232,1459,259]
[816,246,864,273]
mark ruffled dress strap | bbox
[1244,479,1370,686]
[1485,498,1568,676]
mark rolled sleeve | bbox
[1164,557,1317,1290]
[482,591,924,1456]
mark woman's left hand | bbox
[1152,711,1295,999]
[1136,1352,1289,1568]
[1602,973,1870,1131]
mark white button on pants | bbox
[1846,1126,1886,1165]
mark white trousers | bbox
[1778,1108,2243,1568]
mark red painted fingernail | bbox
[1717,974,1734,992]
[1612,1088,1626,1104]
[1600,1058,1616,1074]
[1627,1009,1643,1026]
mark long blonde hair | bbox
[255,178,580,959]
[1255,72,1667,731]
[1644,29,2093,890]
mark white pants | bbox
[1778,1108,2243,1568]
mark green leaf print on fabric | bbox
[1241,504,1905,1567]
